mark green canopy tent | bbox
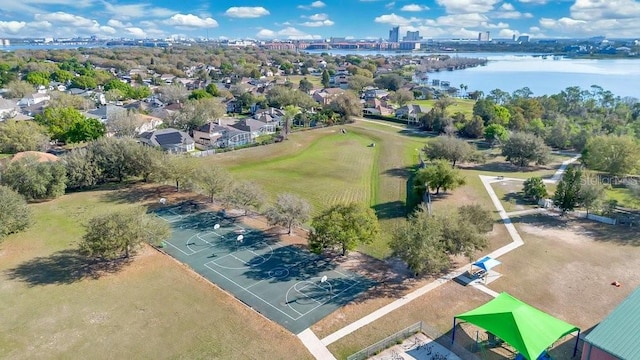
[453,292,580,360]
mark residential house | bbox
[313,88,345,106]
[253,107,284,125]
[160,74,176,84]
[231,118,276,139]
[363,88,390,101]
[363,98,394,116]
[225,98,242,114]
[150,102,182,120]
[0,98,18,119]
[395,104,429,125]
[581,286,640,360]
[85,104,127,123]
[138,128,194,152]
[192,121,252,149]
[135,114,164,134]
[18,92,50,107]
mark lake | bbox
[306,50,640,99]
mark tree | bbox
[265,193,311,235]
[423,136,477,167]
[414,159,466,195]
[330,91,362,121]
[70,75,97,90]
[226,181,266,215]
[0,185,31,241]
[434,96,455,115]
[298,77,313,93]
[582,135,640,176]
[0,120,50,153]
[159,154,197,191]
[62,148,102,190]
[374,74,405,91]
[390,204,490,276]
[347,74,373,93]
[35,107,103,143]
[107,110,143,138]
[390,205,450,276]
[25,71,50,86]
[462,115,485,138]
[484,123,508,145]
[391,89,414,107]
[49,92,93,110]
[502,132,550,167]
[51,69,73,83]
[308,203,380,256]
[281,105,298,140]
[523,177,548,203]
[171,97,226,133]
[553,166,582,214]
[66,117,106,143]
[80,207,170,260]
[321,69,330,88]
[579,176,607,215]
[158,84,189,103]
[194,166,232,203]
[1,155,67,201]
[188,89,213,100]
[5,80,34,98]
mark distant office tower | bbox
[517,35,530,43]
[389,26,399,42]
[403,31,422,41]
[478,31,490,41]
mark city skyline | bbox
[0,0,639,41]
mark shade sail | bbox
[454,292,579,360]
[473,256,501,272]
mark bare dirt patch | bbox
[490,213,640,331]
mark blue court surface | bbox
[155,202,376,334]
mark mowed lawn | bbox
[208,123,429,258]
[410,98,476,118]
[211,128,378,215]
[0,189,311,360]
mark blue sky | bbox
[0,0,639,40]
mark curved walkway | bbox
[298,129,581,359]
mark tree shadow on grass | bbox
[398,129,438,138]
[5,249,131,286]
[383,166,414,178]
[100,184,186,206]
[373,201,407,220]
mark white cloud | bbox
[436,0,500,14]
[34,12,95,27]
[301,20,334,27]
[386,1,396,9]
[107,19,130,28]
[165,14,219,28]
[308,13,329,21]
[374,13,416,26]
[225,6,270,18]
[518,0,547,4]
[256,26,321,40]
[102,2,175,20]
[401,4,429,12]
[126,27,146,38]
[501,3,516,11]
[100,26,117,34]
[570,0,640,21]
[298,1,326,9]
[0,21,27,34]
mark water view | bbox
[307,50,640,99]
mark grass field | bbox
[212,128,378,214]
[0,188,311,359]
[410,99,475,118]
[0,153,11,159]
[208,123,429,259]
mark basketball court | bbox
[155,201,376,334]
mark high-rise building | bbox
[478,31,490,42]
[403,31,422,41]
[388,26,399,42]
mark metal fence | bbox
[347,322,425,360]
[190,149,216,157]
